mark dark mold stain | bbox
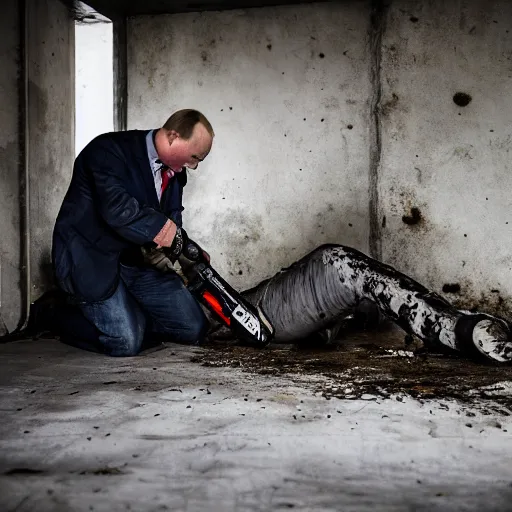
[410,16,419,22]
[382,216,387,228]
[380,93,399,116]
[442,283,461,294]
[319,53,325,58]
[200,51,208,63]
[402,207,422,225]
[238,270,243,275]
[80,467,125,476]
[347,124,353,129]
[4,468,44,475]
[453,92,472,107]
[267,44,272,51]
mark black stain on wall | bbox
[442,283,461,293]
[453,92,472,107]
[402,207,422,225]
[410,16,419,22]
[267,44,272,51]
[319,53,325,58]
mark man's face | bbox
[165,123,213,172]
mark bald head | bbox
[155,114,214,172]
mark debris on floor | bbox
[196,324,512,411]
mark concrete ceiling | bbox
[66,0,337,21]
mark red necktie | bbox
[161,167,170,195]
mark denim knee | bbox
[180,312,209,345]
[103,323,144,357]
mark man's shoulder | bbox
[92,129,150,145]
[79,129,151,159]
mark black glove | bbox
[164,227,188,260]
[141,246,175,272]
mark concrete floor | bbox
[1,338,512,512]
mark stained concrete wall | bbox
[0,0,74,332]
[379,0,512,316]
[125,0,512,316]
[0,0,22,332]
[27,0,75,306]
[128,2,372,289]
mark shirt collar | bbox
[146,129,161,175]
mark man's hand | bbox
[153,219,188,258]
[141,246,175,273]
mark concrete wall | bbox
[380,0,512,316]
[128,2,372,290]
[27,0,75,305]
[0,0,22,332]
[125,0,512,317]
[75,21,113,156]
[0,0,74,332]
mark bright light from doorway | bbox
[75,20,113,156]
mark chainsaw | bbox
[178,239,274,347]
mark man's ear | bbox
[168,129,180,143]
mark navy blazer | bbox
[52,130,187,302]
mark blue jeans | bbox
[68,265,207,357]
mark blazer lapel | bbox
[133,130,159,208]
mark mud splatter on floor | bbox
[196,324,512,413]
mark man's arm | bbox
[86,139,175,246]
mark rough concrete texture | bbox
[127,2,372,290]
[75,21,113,156]
[0,0,22,331]
[379,0,512,318]
[1,338,512,511]
[28,0,75,302]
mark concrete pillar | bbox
[0,0,74,333]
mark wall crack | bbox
[368,0,388,261]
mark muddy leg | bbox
[323,246,512,363]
